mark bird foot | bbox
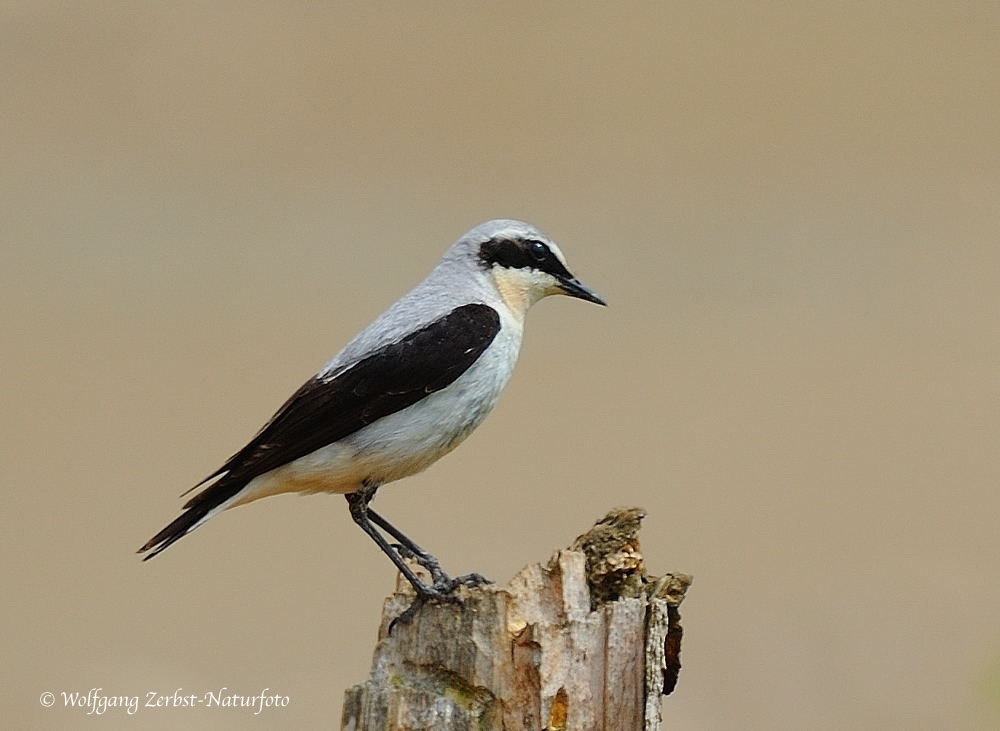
[446,572,493,590]
[387,573,493,633]
[388,581,460,632]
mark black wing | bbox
[139,303,501,558]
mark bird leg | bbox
[345,486,452,599]
[345,484,491,629]
[366,506,492,591]
[364,507,448,584]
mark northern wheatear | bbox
[140,219,605,615]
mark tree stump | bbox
[341,508,691,731]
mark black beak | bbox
[557,275,607,306]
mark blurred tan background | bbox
[3,2,999,729]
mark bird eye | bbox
[528,240,548,261]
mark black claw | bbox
[388,583,463,633]
[416,583,464,607]
[387,574,494,633]
[388,597,423,632]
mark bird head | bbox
[465,219,606,317]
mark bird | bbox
[139,219,605,617]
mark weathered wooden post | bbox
[341,508,691,731]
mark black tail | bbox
[137,501,215,560]
[138,477,242,560]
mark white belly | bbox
[228,317,523,507]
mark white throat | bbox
[490,266,556,321]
